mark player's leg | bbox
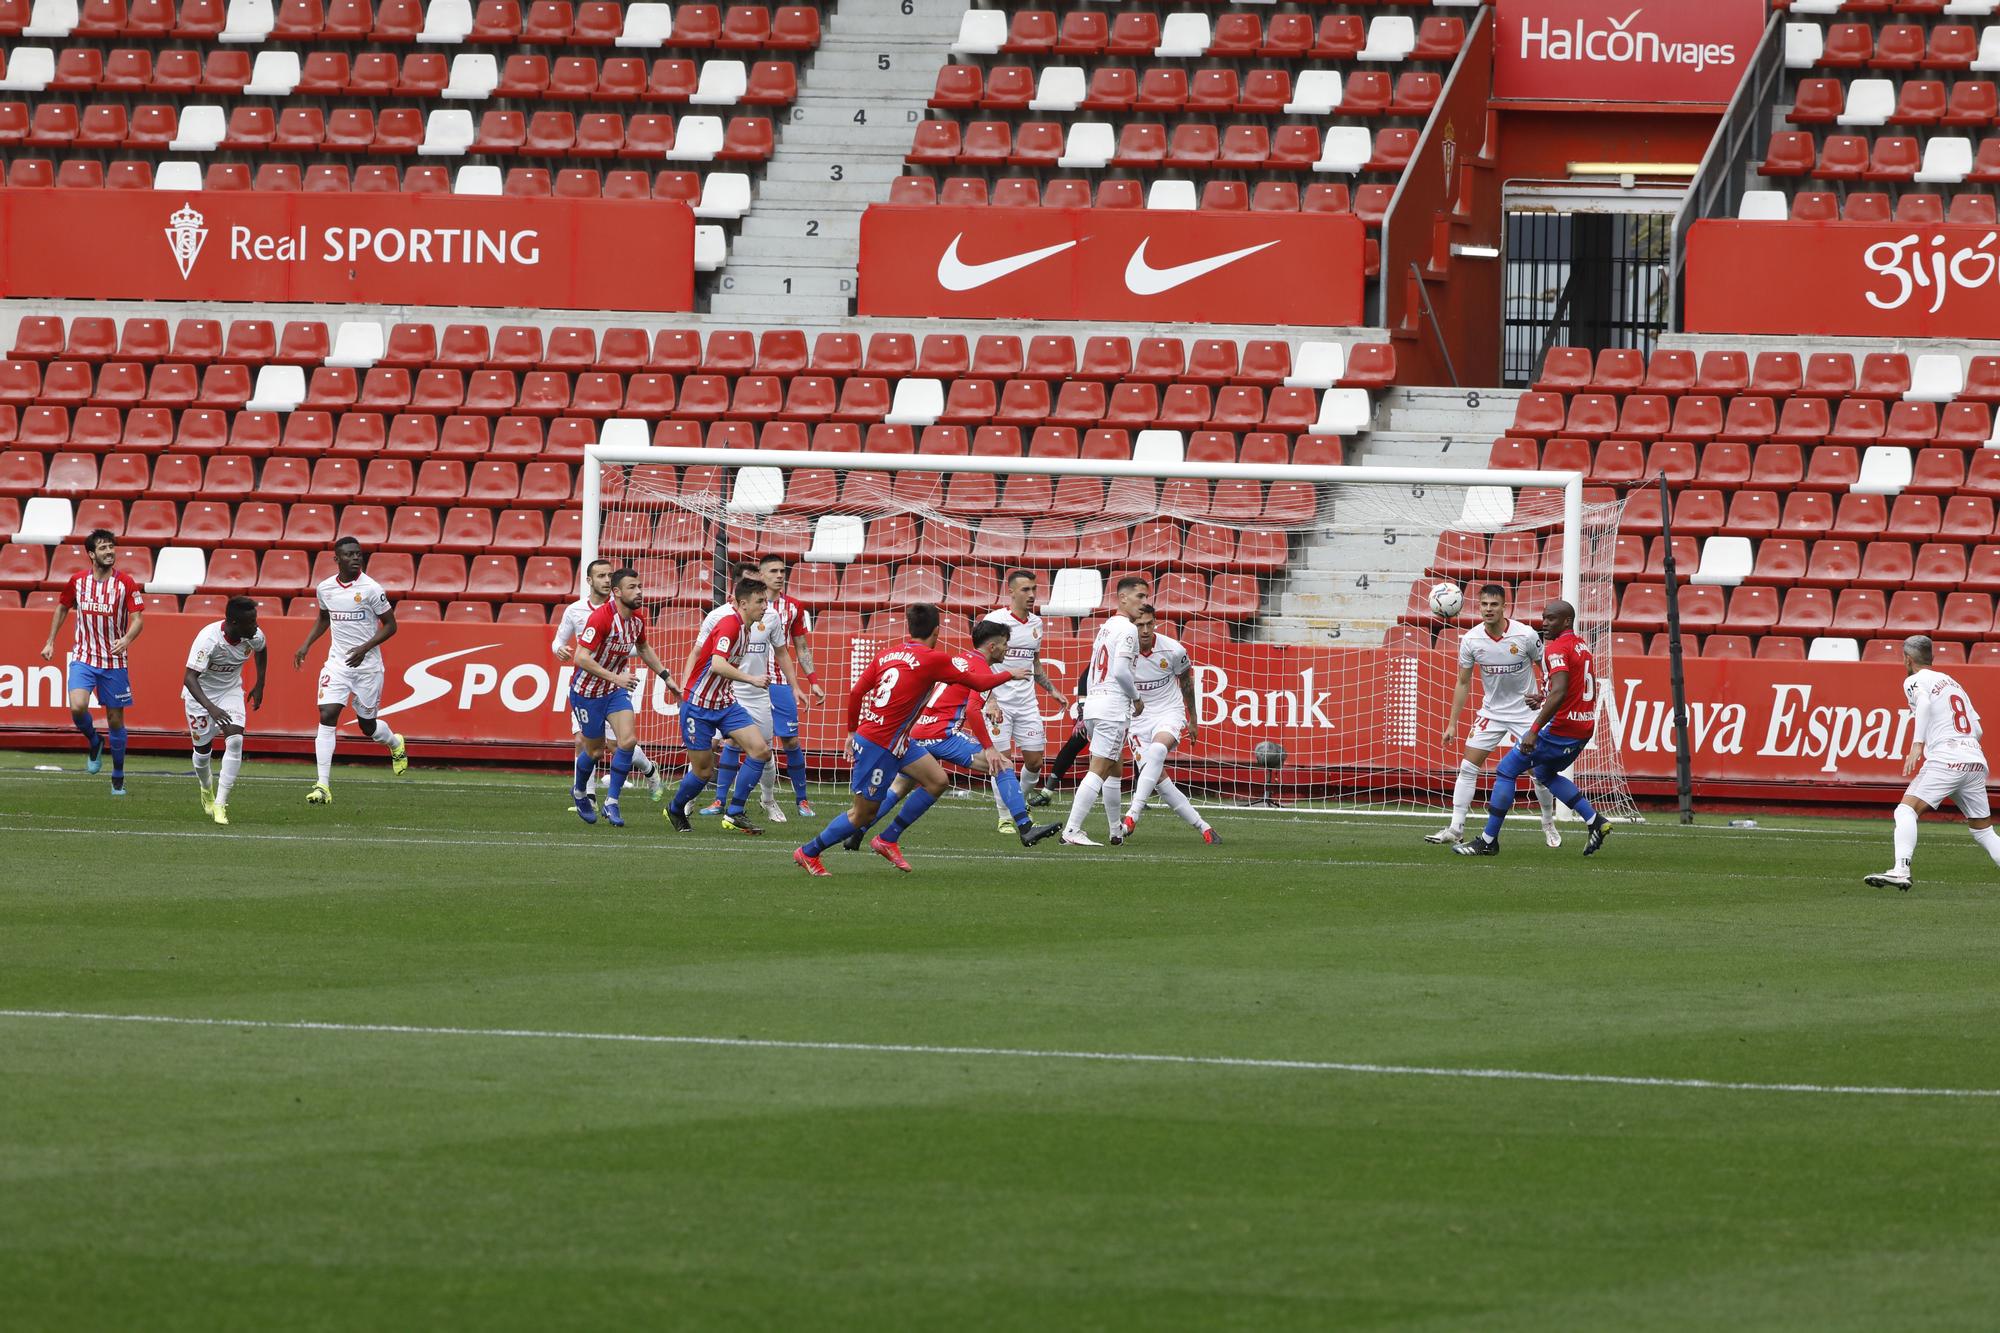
[1430,743,1492,845]
[102,674,132,791]
[1530,740,1609,854]
[720,710,773,830]
[599,707,640,826]
[1122,724,1179,832]
[308,664,344,801]
[571,705,607,823]
[1153,778,1217,842]
[665,706,719,828]
[987,712,1014,829]
[1041,720,1088,797]
[1455,744,1533,854]
[1956,777,2000,869]
[874,752,951,869]
[702,743,740,815]
[188,708,217,813]
[65,668,104,772]
[768,684,811,813]
[858,773,916,844]
[346,661,405,774]
[1868,792,1932,889]
[1063,724,1124,845]
[796,743,894,871]
[974,749,1033,830]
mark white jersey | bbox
[315,573,392,668]
[981,608,1042,706]
[554,594,606,653]
[1458,618,1544,724]
[1133,633,1191,719]
[1082,614,1140,722]
[1905,668,1986,767]
[732,602,786,704]
[183,621,265,699]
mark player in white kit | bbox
[981,570,1066,831]
[1425,583,1562,849]
[553,557,664,805]
[182,596,266,826]
[1866,635,2000,890]
[699,562,806,822]
[1062,575,1148,846]
[293,536,407,805]
[1117,604,1218,845]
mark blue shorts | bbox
[769,682,799,739]
[914,732,982,770]
[67,662,133,707]
[569,688,634,737]
[681,700,756,753]
[851,736,926,802]
[1500,731,1589,783]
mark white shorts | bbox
[990,694,1047,752]
[1128,711,1187,757]
[182,688,244,744]
[1469,713,1535,753]
[1905,760,1991,819]
[734,693,774,738]
[318,659,385,714]
[1083,717,1129,761]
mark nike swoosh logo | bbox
[376,644,499,718]
[936,233,1078,291]
[1124,238,1280,295]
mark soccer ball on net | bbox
[1428,583,1464,619]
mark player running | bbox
[981,569,1066,830]
[569,567,681,828]
[1426,583,1562,849]
[1063,575,1149,846]
[793,603,1027,876]
[665,576,776,835]
[701,559,813,824]
[849,620,1061,854]
[1117,604,1219,845]
[1454,600,1612,858]
[1865,635,2000,891]
[40,529,144,794]
[293,536,407,804]
[554,557,665,806]
[182,596,266,825]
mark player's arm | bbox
[964,691,996,752]
[792,629,826,705]
[114,605,144,653]
[573,639,635,691]
[345,605,397,668]
[1032,652,1061,701]
[1522,669,1567,744]
[249,641,267,709]
[1905,694,1932,777]
[181,667,242,737]
[1177,660,1199,745]
[949,655,1025,692]
[293,608,330,669]
[774,641,804,697]
[706,651,764,686]
[39,601,69,661]
[1443,662,1474,745]
[551,610,579,663]
[844,659,880,738]
[635,640,681,703]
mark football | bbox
[1428,582,1464,618]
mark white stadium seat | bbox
[152,160,203,189]
[245,50,301,95]
[952,8,1007,55]
[1836,78,1894,127]
[444,53,499,99]
[617,2,672,46]
[1455,487,1516,531]
[1314,126,1372,173]
[665,115,723,160]
[694,172,752,219]
[1284,70,1343,115]
[1310,388,1371,436]
[1030,66,1085,112]
[1285,342,1346,390]
[691,60,749,106]
[417,0,472,42]
[1057,122,1114,169]
[1043,569,1104,618]
[1975,25,2000,70]
[727,466,785,516]
[885,378,944,426]
[1155,12,1210,57]
[1944,0,1999,15]
[147,546,207,596]
[1853,447,1914,496]
[1808,637,1861,662]
[1133,430,1186,465]
[246,365,306,413]
[219,0,274,42]
[453,164,503,195]
[167,105,225,151]
[14,496,72,544]
[694,225,727,272]
[0,46,55,91]
[327,323,385,370]
[1784,23,1824,70]
[1690,537,1753,587]
[22,0,77,38]
[807,515,866,563]
[598,418,649,450]
[1358,15,1415,61]
[1909,354,1966,402]
[418,109,477,156]
[1915,136,1973,183]
[1145,179,1197,210]
[1736,191,1788,221]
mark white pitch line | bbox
[0,1008,1992,1100]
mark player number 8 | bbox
[867,666,900,709]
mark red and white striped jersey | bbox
[571,601,646,700]
[59,567,144,668]
[770,593,812,684]
[685,606,754,710]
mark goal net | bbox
[582,439,1638,823]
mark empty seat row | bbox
[5,453,575,502]
[1789,74,2000,127]
[1757,128,1986,182]
[1738,185,2000,221]
[908,118,1416,174]
[889,173,1392,221]
[951,9,1461,64]
[1616,582,2000,639]
[0,0,822,49]
[1526,345,1984,399]
[930,63,1438,117]
[0,406,607,455]
[1614,487,2000,541]
[1509,390,1992,443]
[1786,20,2000,73]
[0,47,796,106]
[1492,434,2000,496]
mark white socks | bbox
[1065,772,1104,835]
[1157,778,1209,832]
[1103,778,1122,837]
[1127,742,1170,821]
[1893,803,1918,870]
[1528,777,1557,833]
[1449,760,1479,831]
[217,734,244,804]
[362,720,396,750]
[992,766,1009,815]
[634,743,654,777]
[1970,824,2000,867]
[315,724,336,786]
[193,746,213,793]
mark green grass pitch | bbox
[3,751,1999,1330]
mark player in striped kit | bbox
[553,557,664,806]
[759,554,826,815]
[39,529,145,793]
[980,570,1066,831]
[665,576,776,835]
[848,619,1062,857]
[293,537,407,805]
[181,596,266,825]
[569,567,680,828]
[1426,584,1562,849]
[1865,634,2000,891]
[701,559,814,824]
[1116,605,1219,845]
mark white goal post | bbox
[581,440,1636,822]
